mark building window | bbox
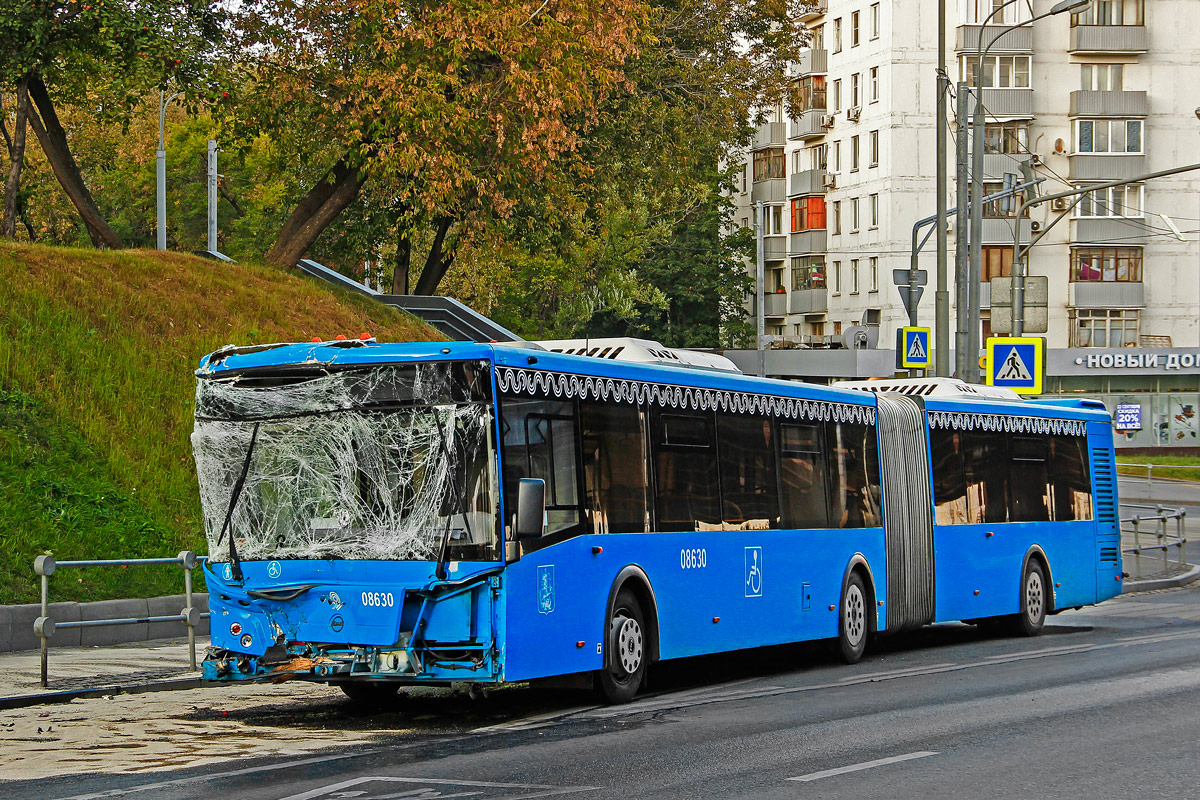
[870,3,880,38]
[798,75,827,112]
[831,79,842,113]
[1071,246,1143,281]
[832,201,842,235]
[851,11,860,47]
[1075,184,1143,218]
[869,193,879,228]
[869,67,879,102]
[1076,119,1142,154]
[982,181,1027,218]
[832,140,841,171]
[982,246,1013,281]
[793,149,804,174]
[869,130,879,166]
[740,217,749,230]
[812,24,824,51]
[791,256,826,290]
[1072,0,1143,26]
[851,73,861,108]
[850,135,860,171]
[1081,63,1123,91]
[740,166,747,193]
[869,257,878,291]
[984,121,1029,154]
[765,204,785,235]
[832,261,842,293]
[833,17,842,52]
[791,196,827,231]
[1071,309,1140,348]
[850,197,860,232]
[962,55,1031,88]
[753,147,785,181]
[810,143,828,170]
[850,259,860,293]
[965,0,1030,25]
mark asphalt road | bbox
[27,584,1200,800]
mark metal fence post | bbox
[33,555,56,689]
[180,551,198,671]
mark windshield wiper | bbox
[215,421,260,582]
[429,409,474,581]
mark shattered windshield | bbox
[191,361,499,563]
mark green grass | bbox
[0,243,440,604]
[1116,455,1200,483]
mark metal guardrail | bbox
[1120,504,1188,580]
[32,552,207,688]
[1117,462,1196,491]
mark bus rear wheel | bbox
[339,681,399,704]
[1013,559,1048,637]
[597,589,646,704]
[838,572,869,665]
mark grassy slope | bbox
[0,243,440,604]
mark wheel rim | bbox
[613,614,643,679]
[844,584,866,647]
[1025,569,1044,622]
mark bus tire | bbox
[339,681,399,704]
[838,572,869,664]
[597,589,646,704]
[1014,559,1048,637]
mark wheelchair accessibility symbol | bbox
[745,547,763,597]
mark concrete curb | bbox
[0,677,205,711]
[0,594,209,653]
[1122,563,1200,593]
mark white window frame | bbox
[851,73,861,108]
[1076,119,1143,155]
[869,257,879,292]
[832,79,842,113]
[851,10,860,47]
[832,201,842,235]
[964,0,1033,26]
[869,67,879,103]
[850,197,860,232]
[1081,63,1123,91]
[833,260,842,294]
[869,129,880,167]
[961,55,1031,88]
[1074,184,1144,218]
[869,193,879,228]
[833,17,843,52]
[850,135,860,172]
[870,3,880,39]
[850,259,860,294]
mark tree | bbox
[0,0,220,246]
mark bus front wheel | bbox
[597,589,646,703]
[838,572,869,665]
[339,681,399,704]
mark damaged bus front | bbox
[193,343,509,697]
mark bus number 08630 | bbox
[361,591,395,608]
[680,548,707,569]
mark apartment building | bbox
[728,0,1200,447]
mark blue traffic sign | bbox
[986,337,1044,395]
[899,327,931,369]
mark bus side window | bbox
[827,421,882,528]
[778,422,829,529]
[930,428,968,525]
[500,397,583,537]
[1049,433,1092,521]
[716,413,779,529]
[1009,435,1051,522]
[579,402,650,534]
[963,430,1009,524]
[652,411,720,532]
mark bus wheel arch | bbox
[837,556,877,664]
[605,566,660,665]
[597,566,659,703]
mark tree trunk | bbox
[413,216,458,295]
[391,223,411,294]
[26,74,122,249]
[266,157,366,268]
[2,77,31,238]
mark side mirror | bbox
[515,478,546,539]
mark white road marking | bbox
[787,751,939,782]
[275,777,597,800]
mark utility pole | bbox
[966,62,985,384]
[207,140,218,253]
[755,201,766,378]
[935,0,949,376]
[156,91,180,251]
[954,81,970,379]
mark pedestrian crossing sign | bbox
[986,336,1044,395]
[898,327,931,369]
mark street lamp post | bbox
[156,90,182,251]
[965,0,1091,381]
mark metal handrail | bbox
[32,552,208,688]
[1120,503,1188,580]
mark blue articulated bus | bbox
[192,338,1122,703]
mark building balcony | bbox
[1068,281,1145,308]
[968,88,1034,119]
[1069,90,1148,117]
[789,288,828,315]
[982,153,1031,181]
[764,234,788,261]
[752,121,787,150]
[797,0,826,21]
[793,48,828,78]
[789,168,828,197]
[790,109,830,141]
[789,229,827,255]
[764,291,788,317]
[981,217,1031,245]
[1073,217,1149,245]
[955,24,1033,52]
[1069,25,1148,55]
[1067,153,1146,181]
[751,178,787,204]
